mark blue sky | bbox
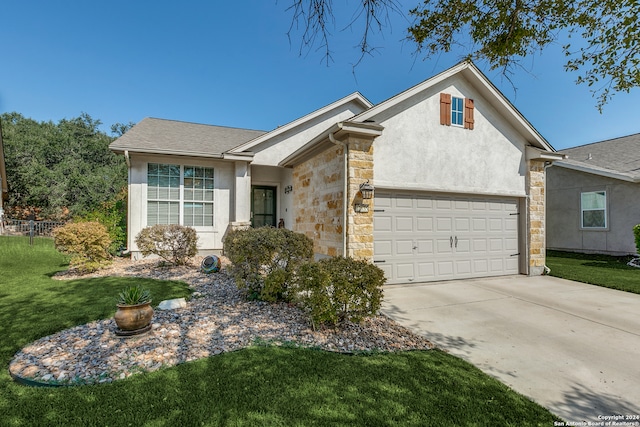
[1,1,638,150]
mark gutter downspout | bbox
[542,160,553,275]
[329,131,348,257]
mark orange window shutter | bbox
[440,93,452,126]
[464,98,475,130]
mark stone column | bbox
[345,135,375,261]
[528,160,546,275]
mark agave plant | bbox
[117,284,152,306]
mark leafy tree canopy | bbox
[287,0,640,109]
[0,112,127,220]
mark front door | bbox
[251,186,277,228]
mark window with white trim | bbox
[439,93,474,129]
[581,191,606,228]
[451,96,464,126]
[147,163,214,227]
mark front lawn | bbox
[546,250,640,294]
[0,236,560,426]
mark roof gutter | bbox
[329,131,348,257]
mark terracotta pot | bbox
[114,302,153,331]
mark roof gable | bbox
[109,118,266,158]
[554,133,640,182]
[228,92,372,154]
[349,61,555,152]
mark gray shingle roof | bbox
[109,118,267,157]
[557,133,640,181]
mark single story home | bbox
[110,61,565,284]
[547,133,640,255]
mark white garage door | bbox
[374,191,520,284]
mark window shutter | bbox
[440,93,451,126]
[464,98,474,130]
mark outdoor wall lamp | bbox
[359,180,374,199]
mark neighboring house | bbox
[110,61,564,284]
[547,134,640,255]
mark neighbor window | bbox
[581,191,606,228]
[147,163,214,227]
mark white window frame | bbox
[451,96,464,126]
[580,190,607,229]
[147,163,215,228]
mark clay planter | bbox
[114,302,153,335]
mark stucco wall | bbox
[292,144,345,257]
[250,100,366,166]
[372,76,528,197]
[547,166,640,255]
[127,153,235,257]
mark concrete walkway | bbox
[382,275,640,423]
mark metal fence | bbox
[1,219,65,237]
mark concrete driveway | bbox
[382,275,640,423]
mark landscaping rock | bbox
[9,257,434,386]
[157,298,187,310]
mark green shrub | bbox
[135,224,198,265]
[80,187,127,255]
[294,256,386,329]
[634,224,640,255]
[223,227,313,302]
[53,221,112,272]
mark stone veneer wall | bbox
[292,144,345,257]
[345,135,374,261]
[528,159,546,275]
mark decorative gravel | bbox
[9,257,434,386]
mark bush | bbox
[53,221,112,272]
[80,187,127,255]
[223,227,313,302]
[634,224,640,255]
[135,224,198,265]
[294,257,385,329]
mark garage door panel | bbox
[505,237,518,251]
[396,216,413,231]
[374,240,392,256]
[473,239,487,252]
[436,217,452,232]
[417,239,434,254]
[473,259,489,273]
[436,238,452,254]
[395,195,413,209]
[455,217,470,231]
[396,263,415,280]
[374,191,521,284]
[416,217,433,231]
[455,238,470,253]
[416,197,433,209]
[374,216,392,232]
[396,240,414,255]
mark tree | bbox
[1,112,127,220]
[286,0,640,109]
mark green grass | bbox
[0,236,560,426]
[546,250,640,294]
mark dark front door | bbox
[251,186,277,228]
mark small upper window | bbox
[581,191,606,228]
[451,96,464,126]
[440,93,474,129]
